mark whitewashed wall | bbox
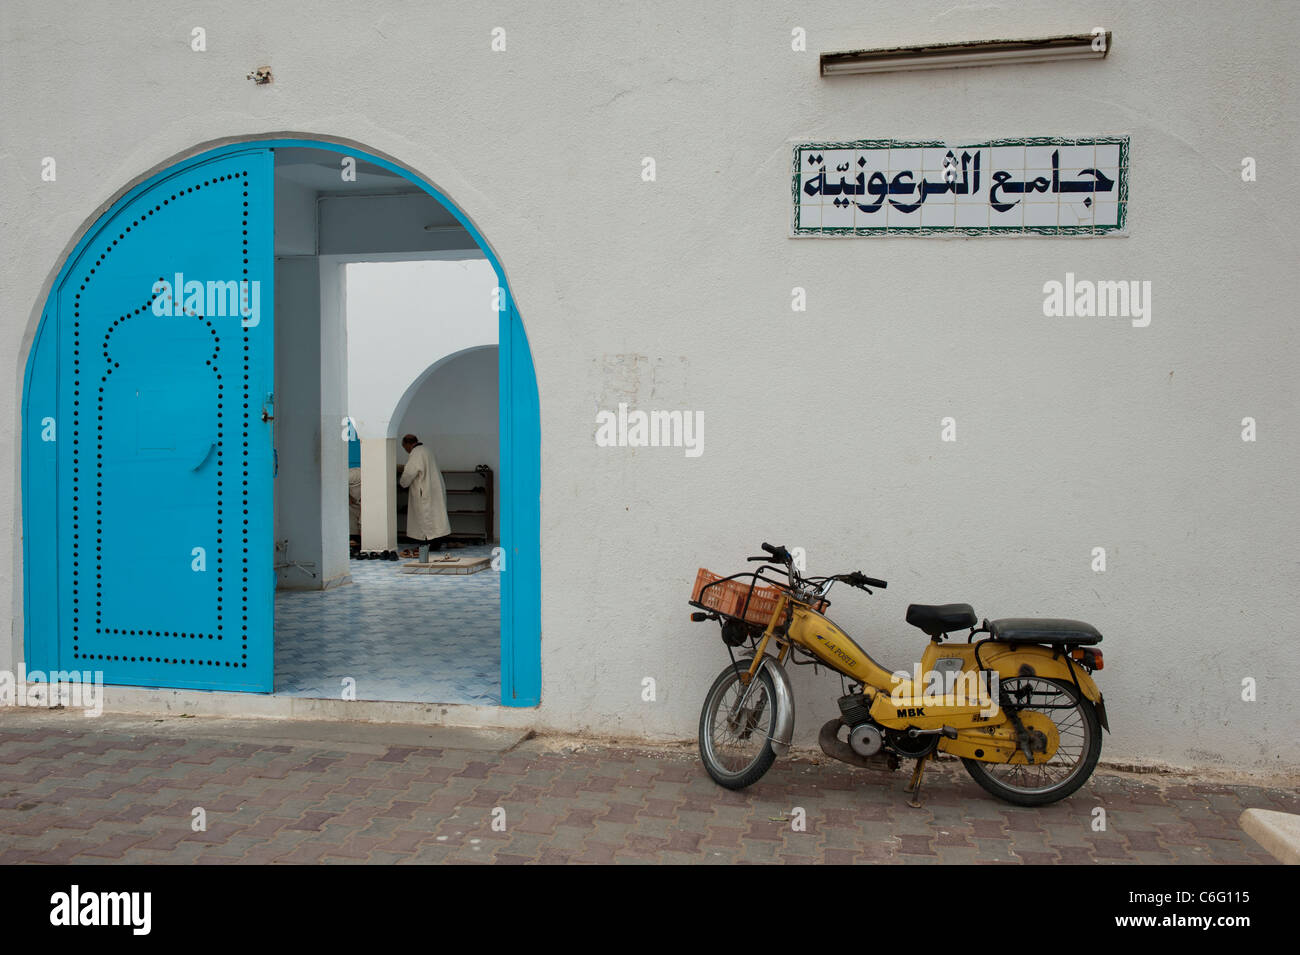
[3,1,1298,771]
[344,259,498,439]
[273,257,328,588]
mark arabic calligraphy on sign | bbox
[792,137,1128,236]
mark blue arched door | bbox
[25,139,541,705]
[33,147,276,691]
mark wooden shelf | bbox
[441,465,493,544]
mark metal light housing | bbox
[821,32,1111,76]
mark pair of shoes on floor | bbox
[357,550,400,561]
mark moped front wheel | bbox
[961,676,1102,806]
[698,661,779,790]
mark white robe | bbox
[347,467,362,535]
[399,444,450,541]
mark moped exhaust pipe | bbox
[818,719,899,772]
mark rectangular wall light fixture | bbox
[820,32,1110,76]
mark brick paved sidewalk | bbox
[0,710,1289,864]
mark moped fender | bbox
[980,643,1104,703]
[742,655,795,756]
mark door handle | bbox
[191,440,217,472]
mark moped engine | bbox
[837,692,884,757]
[849,724,883,757]
[820,696,898,772]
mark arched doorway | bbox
[21,138,540,706]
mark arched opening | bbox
[20,137,540,706]
[389,344,498,443]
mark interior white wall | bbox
[272,257,326,589]
[343,258,499,440]
[359,437,397,551]
[318,193,474,255]
[273,170,354,591]
[318,257,351,583]
[4,1,1298,772]
[396,346,500,540]
[275,177,317,256]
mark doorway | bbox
[21,137,541,706]
[274,224,503,704]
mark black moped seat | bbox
[906,603,977,637]
[987,617,1102,646]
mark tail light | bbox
[1071,648,1103,671]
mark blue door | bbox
[52,148,275,691]
[27,138,541,702]
[500,295,541,705]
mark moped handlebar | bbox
[756,545,887,592]
[836,571,888,591]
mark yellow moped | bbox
[689,543,1108,806]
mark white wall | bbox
[272,257,327,589]
[4,1,1298,772]
[319,194,473,255]
[343,258,499,439]
[274,177,317,256]
[396,346,499,540]
[317,257,351,584]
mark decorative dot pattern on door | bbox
[54,151,275,691]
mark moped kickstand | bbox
[904,755,931,809]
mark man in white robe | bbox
[348,467,362,539]
[399,434,451,550]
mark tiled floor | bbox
[274,544,500,705]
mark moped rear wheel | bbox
[698,661,778,790]
[961,676,1102,807]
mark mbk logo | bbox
[896,707,926,717]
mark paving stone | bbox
[0,713,1285,865]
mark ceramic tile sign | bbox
[792,137,1128,236]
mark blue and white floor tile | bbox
[274,545,500,705]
